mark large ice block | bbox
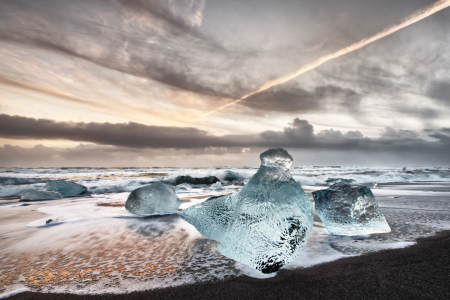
[126,182,182,216]
[45,180,87,196]
[20,190,63,201]
[313,183,390,236]
[179,148,313,273]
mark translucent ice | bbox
[125,182,182,216]
[179,148,313,273]
[20,190,63,201]
[313,183,391,236]
[45,180,87,196]
[210,181,223,189]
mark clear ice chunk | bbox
[179,148,313,273]
[210,181,223,189]
[125,182,182,216]
[313,183,391,236]
[45,180,87,196]
[20,190,63,201]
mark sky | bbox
[0,0,449,167]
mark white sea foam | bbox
[0,287,29,299]
[0,183,45,197]
[286,224,415,270]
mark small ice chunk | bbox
[325,178,356,185]
[45,180,87,196]
[175,175,220,185]
[20,190,63,201]
[125,182,182,215]
[313,183,390,236]
[210,181,222,189]
[179,148,313,273]
[173,183,192,191]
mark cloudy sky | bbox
[0,0,449,167]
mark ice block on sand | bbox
[179,149,313,273]
[126,182,182,216]
[21,190,63,201]
[45,180,87,196]
[313,183,390,236]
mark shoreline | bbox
[7,230,450,300]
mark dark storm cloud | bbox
[0,114,231,149]
[404,107,441,119]
[1,115,449,157]
[428,127,450,143]
[243,85,362,113]
[0,143,257,167]
[427,81,450,105]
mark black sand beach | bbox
[9,230,450,300]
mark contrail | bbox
[194,0,450,120]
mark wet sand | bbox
[8,230,450,300]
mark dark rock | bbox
[175,175,220,185]
[222,171,244,182]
